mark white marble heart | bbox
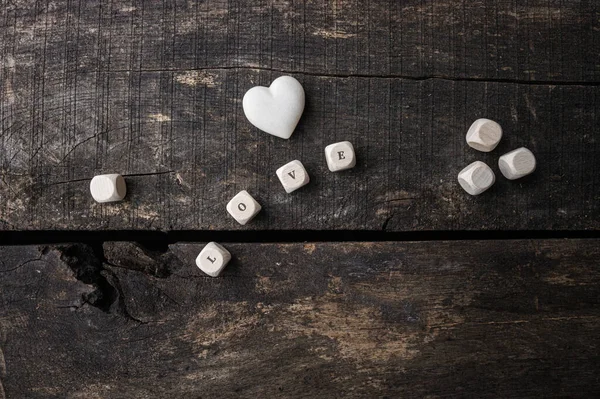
[242,76,305,139]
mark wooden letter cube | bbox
[90,174,127,203]
[325,141,356,172]
[498,147,536,180]
[466,119,503,152]
[458,161,495,195]
[226,190,262,225]
[196,242,231,277]
[276,160,310,193]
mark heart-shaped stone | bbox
[242,76,305,139]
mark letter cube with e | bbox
[276,160,310,193]
[90,174,127,203]
[226,190,262,225]
[325,141,356,172]
[196,242,231,277]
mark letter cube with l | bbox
[276,160,310,193]
[196,242,231,277]
[226,190,262,225]
[325,141,356,172]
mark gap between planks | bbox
[0,230,599,248]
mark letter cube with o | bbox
[325,141,356,172]
[196,242,231,277]
[276,160,310,193]
[226,190,262,225]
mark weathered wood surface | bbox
[1,1,599,231]
[1,240,599,398]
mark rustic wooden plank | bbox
[1,0,598,82]
[1,240,599,397]
[1,1,599,231]
[1,71,598,231]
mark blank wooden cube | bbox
[276,160,310,193]
[499,147,536,180]
[226,190,262,225]
[196,242,231,277]
[458,161,495,195]
[466,119,503,152]
[325,141,356,172]
[90,174,127,203]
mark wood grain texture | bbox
[0,1,598,231]
[1,0,598,82]
[1,240,599,398]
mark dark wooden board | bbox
[1,0,599,82]
[1,71,598,231]
[1,1,599,231]
[1,240,599,398]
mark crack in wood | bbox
[106,66,600,86]
[55,244,147,323]
[0,256,44,274]
[44,171,176,187]
[122,171,176,177]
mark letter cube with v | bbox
[276,160,310,193]
[226,190,262,225]
[325,141,356,172]
[196,242,231,277]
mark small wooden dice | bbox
[226,190,262,225]
[276,160,310,193]
[466,119,502,152]
[461,118,537,194]
[90,174,127,203]
[458,161,495,195]
[196,242,231,277]
[499,147,536,180]
[325,141,356,172]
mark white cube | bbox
[90,174,127,203]
[276,160,310,193]
[458,161,495,195]
[226,190,262,225]
[498,147,536,180]
[325,141,356,172]
[196,242,231,277]
[466,119,503,152]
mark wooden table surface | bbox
[0,1,599,398]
